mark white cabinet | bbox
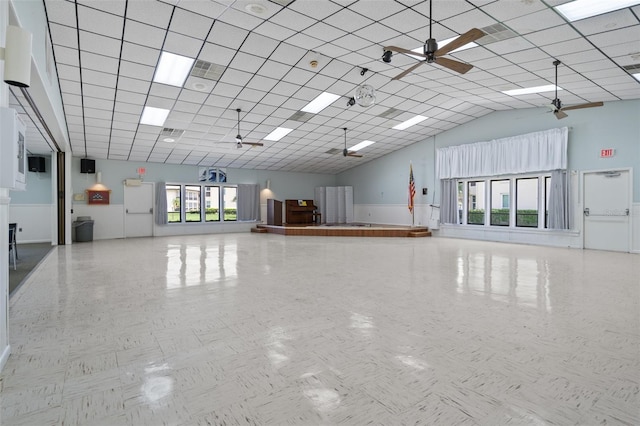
[0,107,27,190]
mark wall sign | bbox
[600,148,615,158]
[87,190,110,205]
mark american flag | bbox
[408,163,415,213]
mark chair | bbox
[9,223,18,259]
[9,225,17,270]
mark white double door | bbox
[124,183,154,238]
[583,169,631,252]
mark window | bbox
[205,186,220,222]
[490,180,509,226]
[222,186,237,221]
[455,173,551,230]
[166,185,181,223]
[165,184,236,224]
[185,185,201,222]
[516,178,538,227]
[467,181,485,225]
[545,176,551,228]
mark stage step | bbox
[251,227,268,233]
[408,230,432,237]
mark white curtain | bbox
[237,184,260,221]
[440,179,458,224]
[155,182,167,225]
[548,170,570,230]
[315,186,353,224]
[436,127,568,179]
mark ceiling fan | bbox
[342,128,363,158]
[234,108,263,148]
[548,60,603,119]
[382,0,485,80]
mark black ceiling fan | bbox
[234,108,263,148]
[382,0,485,80]
[342,128,363,158]
[548,60,603,119]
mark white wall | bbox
[8,204,52,243]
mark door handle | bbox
[626,208,629,216]
[583,207,589,216]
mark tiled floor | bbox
[1,234,638,425]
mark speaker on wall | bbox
[81,158,95,174]
[28,156,46,172]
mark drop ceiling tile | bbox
[268,42,309,67]
[331,33,372,52]
[51,45,79,68]
[211,82,243,98]
[302,22,348,43]
[79,31,121,57]
[379,9,430,34]
[588,25,640,48]
[77,5,124,38]
[217,7,265,31]
[285,33,325,51]
[117,77,151,94]
[542,38,595,57]
[126,1,172,28]
[163,31,204,58]
[484,36,535,55]
[149,83,181,100]
[121,42,161,67]
[480,0,546,21]
[218,68,254,87]
[253,21,297,41]
[572,9,638,36]
[353,23,400,46]
[283,67,315,86]
[198,43,236,67]
[79,51,119,74]
[257,60,291,80]
[599,40,640,58]
[119,61,155,81]
[83,84,116,99]
[124,20,166,49]
[229,51,267,73]
[246,75,279,93]
[83,97,114,111]
[77,0,125,15]
[57,64,81,82]
[169,7,214,39]
[145,96,175,109]
[239,32,280,59]
[505,9,565,35]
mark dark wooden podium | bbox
[267,199,283,226]
[285,199,316,224]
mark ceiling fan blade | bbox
[384,46,428,59]
[347,151,363,158]
[554,110,568,120]
[561,101,604,111]
[435,57,473,74]
[392,61,427,80]
[435,28,485,57]
[243,142,264,147]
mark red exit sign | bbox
[600,149,615,158]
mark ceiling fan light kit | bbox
[383,0,484,79]
[549,60,604,120]
[233,108,264,147]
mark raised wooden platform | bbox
[253,223,431,238]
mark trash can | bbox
[73,216,94,242]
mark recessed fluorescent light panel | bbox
[301,92,340,114]
[502,85,561,96]
[393,115,428,130]
[409,36,478,59]
[555,0,640,22]
[140,106,170,126]
[633,73,640,82]
[348,140,375,152]
[264,127,293,141]
[153,51,195,87]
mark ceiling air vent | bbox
[378,107,403,119]
[160,128,185,142]
[190,60,226,81]
[289,111,314,122]
[477,23,517,45]
[622,63,640,72]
